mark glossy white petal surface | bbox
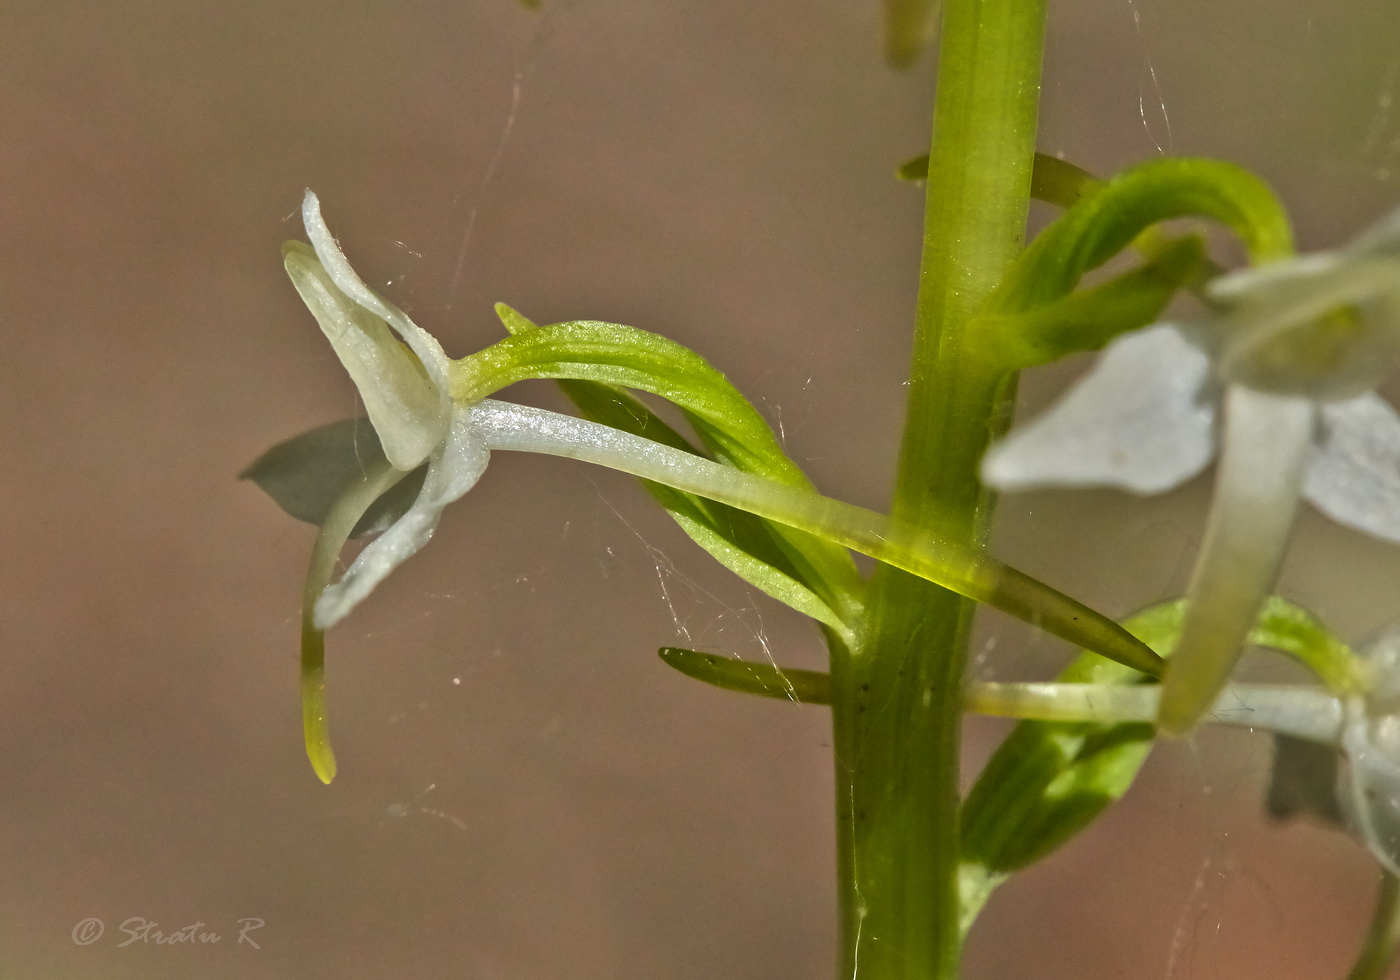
[301,191,453,392]
[1305,393,1400,543]
[980,324,1216,494]
[283,244,446,470]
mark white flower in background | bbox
[284,191,490,630]
[982,209,1400,733]
[1342,625,1400,873]
[966,621,1400,875]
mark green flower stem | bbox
[840,0,1048,976]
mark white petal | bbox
[301,191,454,395]
[313,405,489,629]
[284,243,447,470]
[1304,393,1400,543]
[980,324,1217,494]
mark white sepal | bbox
[980,324,1216,494]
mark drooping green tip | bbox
[301,622,337,784]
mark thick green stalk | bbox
[832,1,1047,977]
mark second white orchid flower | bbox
[983,209,1400,733]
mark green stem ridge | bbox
[838,0,1049,976]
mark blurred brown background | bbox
[3,0,1400,977]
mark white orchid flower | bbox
[981,209,1400,733]
[968,620,1400,876]
[284,191,492,631]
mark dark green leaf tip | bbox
[658,648,832,704]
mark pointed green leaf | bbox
[958,608,1162,931]
[963,157,1293,368]
[978,234,1211,367]
[658,647,832,703]
[989,156,1293,318]
[481,308,1164,673]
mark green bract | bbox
[976,155,1293,368]
[491,304,861,642]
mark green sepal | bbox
[658,647,832,703]
[957,156,1293,369]
[988,156,1294,317]
[489,303,863,634]
[884,0,940,67]
[241,418,427,538]
[959,595,1358,932]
